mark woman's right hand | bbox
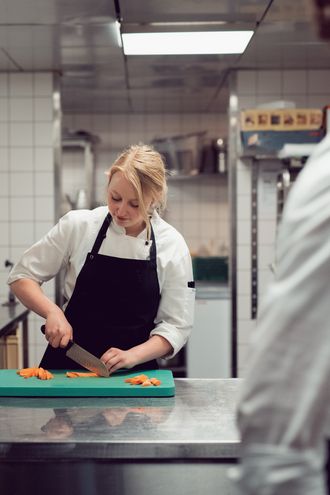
[44,310,73,348]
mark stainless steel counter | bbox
[0,378,241,459]
[0,379,242,495]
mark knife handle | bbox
[40,324,73,350]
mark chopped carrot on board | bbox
[66,371,99,378]
[125,374,161,386]
[17,367,54,380]
[150,378,162,386]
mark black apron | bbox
[40,213,160,371]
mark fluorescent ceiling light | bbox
[122,31,253,55]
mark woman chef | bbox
[8,144,195,373]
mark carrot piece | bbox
[142,380,152,387]
[150,378,161,386]
[17,367,54,380]
[129,374,149,384]
[66,372,79,378]
[45,370,54,380]
[66,371,98,378]
[37,368,48,380]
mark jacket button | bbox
[90,254,94,260]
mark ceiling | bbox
[0,0,329,114]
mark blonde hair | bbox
[106,144,168,240]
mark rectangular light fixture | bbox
[122,31,254,55]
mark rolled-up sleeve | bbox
[150,251,195,358]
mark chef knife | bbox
[40,325,109,377]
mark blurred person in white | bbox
[231,1,330,494]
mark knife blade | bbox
[40,325,109,377]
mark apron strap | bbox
[91,213,111,254]
[91,213,157,265]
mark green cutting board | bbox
[0,369,175,397]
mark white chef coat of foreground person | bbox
[8,144,195,374]
[230,124,330,492]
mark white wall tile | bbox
[282,70,307,94]
[34,171,54,196]
[0,198,9,221]
[0,222,9,245]
[237,195,251,220]
[34,73,53,96]
[0,74,8,97]
[34,98,53,121]
[10,172,34,196]
[10,147,34,171]
[237,165,251,195]
[237,270,250,295]
[9,98,33,121]
[237,71,257,95]
[237,244,251,271]
[306,94,330,107]
[34,122,53,146]
[9,73,34,97]
[35,197,54,221]
[35,147,53,171]
[10,197,34,221]
[283,94,308,108]
[10,221,34,245]
[238,95,257,110]
[35,221,54,239]
[9,122,33,146]
[307,69,330,94]
[0,173,9,195]
[237,295,251,321]
[0,148,9,171]
[238,318,257,345]
[257,71,282,95]
[0,99,9,121]
[258,219,277,245]
[0,123,9,146]
[237,219,251,246]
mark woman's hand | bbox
[45,310,73,348]
[100,347,138,374]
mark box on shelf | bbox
[241,108,323,132]
[240,107,325,154]
[0,328,20,369]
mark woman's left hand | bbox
[100,347,137,374]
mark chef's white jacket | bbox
[232,134,330,494]
[8,206,195,358]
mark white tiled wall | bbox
[235,68,330,376]
[63,113,230,256]
[0,72,55,367]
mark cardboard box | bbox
[241,108,323,132]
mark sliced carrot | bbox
[124,374,161,386]
[45,370,54,380]
[66,371,99,378]
[17,367,54,380]
[150,378,161,386]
